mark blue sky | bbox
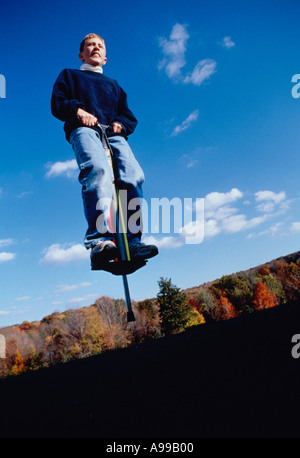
[0,0,299,327]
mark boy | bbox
[51,33,158,267]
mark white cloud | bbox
[255,190,286,204]
[159,23,217,86]
[208,205,238,221]
[221,214,266,234]
[17,191,34,199]
[247,222,284,239]
[45,159,78,178]
[67,293,99,305]
[290,222,300,233]
[0,239,15,248]
[143,188,245,248]
[203,188,266,237]
[186,159,198,168]
[184,59,217,86]
[202,219,221,239]
[269,222,284,234]
[204,188,243,215]
[158,23,189,80]
[255,190,287,213]
[40,243,89,264]
[143,235,184,249]
[171,110,199,136]
[55,282,93,293]
[0,252,16,263]
[143,188,295,249]
[222,36,235,49]
[16,296,30,301]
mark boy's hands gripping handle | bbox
[76,108,123,132]
[77,107,98,126]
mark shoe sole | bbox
[130,247,159,260]
[91,247,119,264]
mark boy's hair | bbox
[80,33,105,52]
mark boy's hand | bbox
[112,122,123,133]
[77,108,98,126]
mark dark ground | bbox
[1,299,300,438]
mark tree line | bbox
[0,257,299,378]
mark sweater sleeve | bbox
[51,70,85,122]
[112,87,138,136]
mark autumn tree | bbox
[132,300,162,344]
[186,298,206,326]
[253,281,278,310]
[5,338,18,368]
[262,274,286,304]
[215,290,238,321]
[274,261,300,301]
[212,275,253,313]
[41,329,69,366]
[76,307,105,356]
[26,348,41,372]
[256,264,271,276]
[136,299,158,321]
[95,297,131,349]
[196,289,219,322]
[11,350,26,376]
[95,296,126,328]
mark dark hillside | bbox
[1,298,300,438]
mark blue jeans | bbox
[70,127,145,249]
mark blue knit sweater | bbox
[51,68,138,142]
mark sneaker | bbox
[128,240,158,260]
[90,240,118,264]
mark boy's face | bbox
[79,37,107,67]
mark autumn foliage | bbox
[0,297,161,378]
[0,252,299,378]
[215,290,238,321]
[189,254,300,322]
[253,282,278,310]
